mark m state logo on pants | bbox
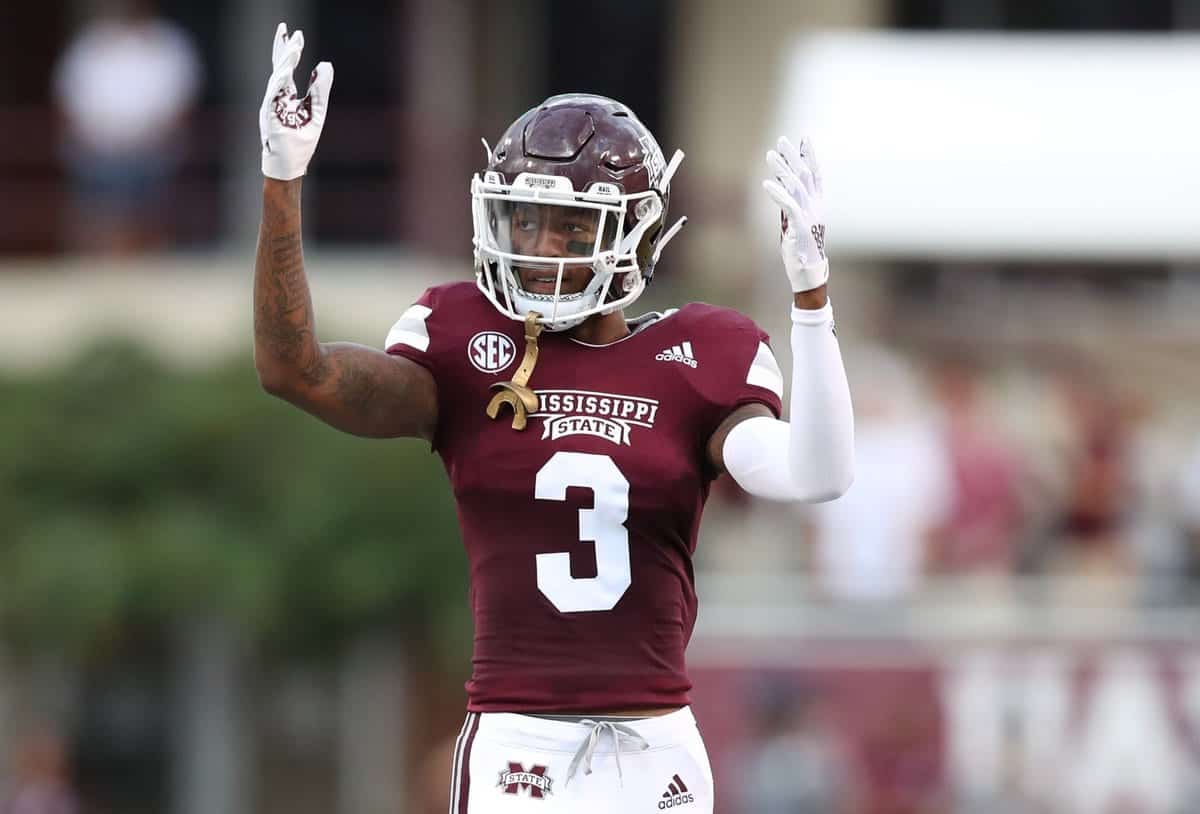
[498,763,553,798]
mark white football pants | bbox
[448,707,713,814]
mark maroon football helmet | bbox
[471,93,686,331]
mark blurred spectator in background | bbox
[1038,367,1138,605]
[1119,392,1192,605]
[1173,435,1200,600]
[734,680,855,814]
[53,0,201,256]
[925,356,1023,590]
[1,728,80,814]
[807,347,952,603]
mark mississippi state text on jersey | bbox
[385,282,783,712]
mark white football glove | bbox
[259,22,334,181]
[763,136,829,292]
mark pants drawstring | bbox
[564,720,650,787]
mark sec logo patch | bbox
[468,331,517,373]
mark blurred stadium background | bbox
[2,0,1200,812]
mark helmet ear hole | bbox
[633,188,668,276]
[636,223,662,273]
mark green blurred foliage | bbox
[0,340,468,660]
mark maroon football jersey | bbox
[385,282,783,712]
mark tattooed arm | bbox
[254,178,438,440]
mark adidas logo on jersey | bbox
[655,342,698,368]
[658,774,694,808]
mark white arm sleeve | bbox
[723,301,854,502]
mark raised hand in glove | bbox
[763,136,829,293]
[259,22,333,181]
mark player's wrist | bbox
[262,176,303,214]
[264,176,303,193]
[793,285,828,310]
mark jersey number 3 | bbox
[535,452,631,613]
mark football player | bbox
[255,24,854,814]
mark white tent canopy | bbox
[762,33,1200,259]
